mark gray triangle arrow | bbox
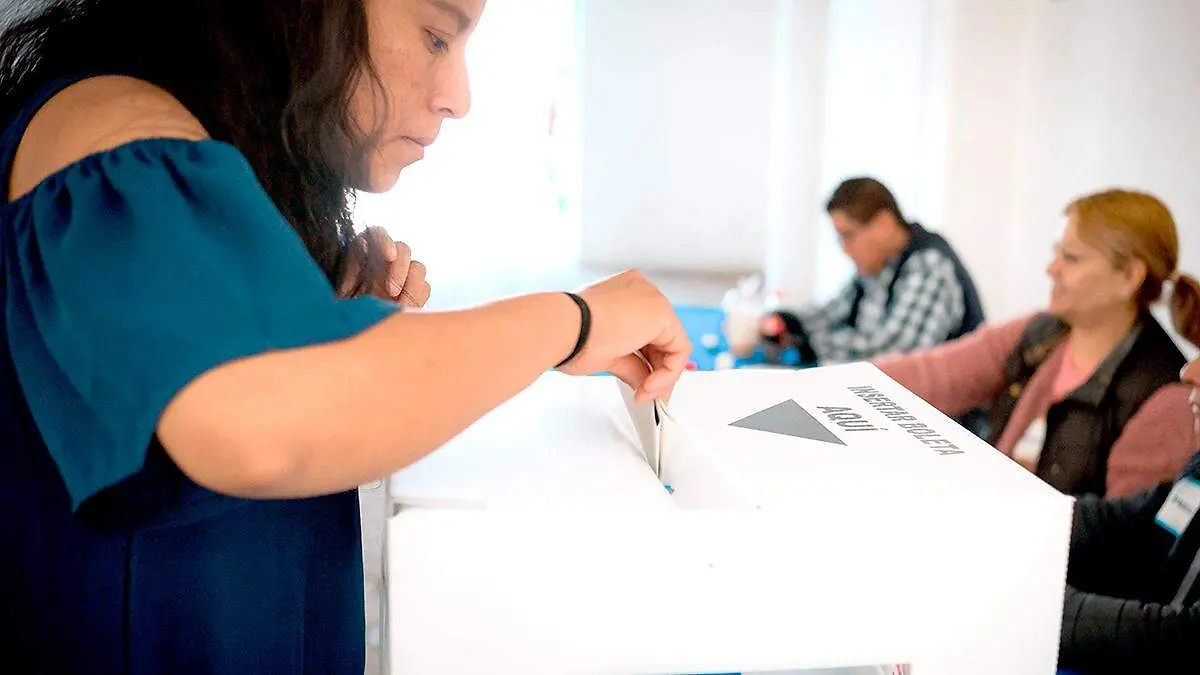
[730,400,845,445]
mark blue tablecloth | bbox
[673,305,804,370]
[672,305,727,371]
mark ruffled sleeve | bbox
[2,138,397,510]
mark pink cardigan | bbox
[874,315,1195,498]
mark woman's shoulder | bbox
[9,75,209,202]
[1105,314,1187,388]
[1131,312,1188,363]
[1105,382,1195,497]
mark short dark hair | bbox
[0,0,384,287]
[825,177,906,226]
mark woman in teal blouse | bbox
[0,1,691,673]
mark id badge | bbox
[1156,477,1200,537]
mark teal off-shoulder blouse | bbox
[0,78,397,674]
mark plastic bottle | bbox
[720,275,777,364]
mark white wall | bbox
[579,0,777,273]
[762,0,828,306]
[926,0,1041,321]
[358,0,577,276]
[1004,0,1200,319]
[916,0,1200,359]
[577,0,1200,337]
[814,0,936,300]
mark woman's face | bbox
[350,0,485,193]
[1045,215,1145,326]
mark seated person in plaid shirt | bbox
[746,177,984,366]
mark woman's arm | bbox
[873,315,1033,417]
[159,282,688,499]
[1060,585,1200,672]
[1067,486,1175,598]
[1105,384,1196,498]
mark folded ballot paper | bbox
[386,363,1073,675]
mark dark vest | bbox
[987,313,1186,496]
[848,223,985,340]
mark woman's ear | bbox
[1123,258,1148,300]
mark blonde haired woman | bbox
[877,189,1200,498]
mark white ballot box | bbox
[386,363,1073,675]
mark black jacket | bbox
[986,313,1186,496]
[847,222,986,341]
[1060,450,1200,673]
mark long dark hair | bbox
[0,0,385,285]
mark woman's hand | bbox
[556,270,692,403]
[338,226,431,309]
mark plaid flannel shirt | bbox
[798,248,966,364]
